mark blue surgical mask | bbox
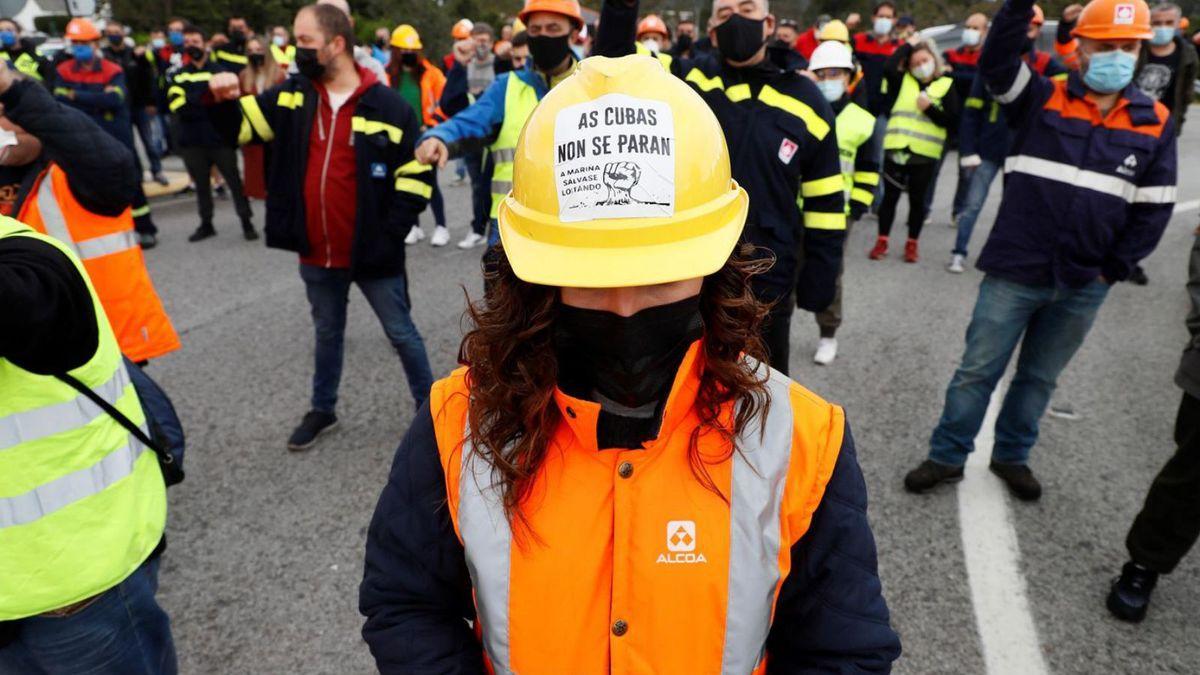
[0,31,15,48]
[1150,26,1175,46]
[151,37,165,50]
[1083,49,1137,94]
[169,31,184,47]
[961,28,981,47]
[874,17,894,36]
[272,35,286,47]
[72,44,94,62]
[816,78,846,102]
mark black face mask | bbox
[714,14,767,63]
[106,34,123,47]
[400,52,418,67]
[554,295,704,410]
[249,53,265,67]
[184,46,206,62]
[675,33,693,52]
[374,38,386,48]
[294,46,326,81]
[229,29,246,47]
[528,34,572,72]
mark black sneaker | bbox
[242,221,259,241]
[903,459,964,493]
[138,232,158,249]
[287,411,338,451]
[1129,266,1149,286]
[188,224,216,242]
[989,461,1042,501]
[1107,561,1159,623]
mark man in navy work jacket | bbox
[208,3,435,451]
[905,0,1176,501]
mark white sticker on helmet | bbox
[553,93,675,222]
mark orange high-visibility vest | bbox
[430,341,844,674]
[18,163,180,362]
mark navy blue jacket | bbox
[977,0,1177,287]
[359,402,901,673]
[959,51,1067,165]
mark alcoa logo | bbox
[1117,153,1138,177]
[656,520,708,564]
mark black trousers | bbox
[760,293,794,376]
[178,145,252,226]
[1125,391,1200,574]
[877,158,936,240]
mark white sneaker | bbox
[404,226,425,245]
[813,338,838,365]
[430,225,450,247]
[947,254,965,274]
[457,232,485,249]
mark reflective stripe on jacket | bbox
[18,163,180,362]
[0,218,166,620]
[835,100,879,214]
[884,74,954,160]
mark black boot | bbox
[187,223,216,242]
[242,219,259,241]
[1106,561,1159,623]
[989,462,1042,501]
[904,459,964,493]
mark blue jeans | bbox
[952,159,1001,257]
[0,557,176,675]
[465,149,492,235]
[950,162,974,221]
[131,107,164,176]
[299,265,434,412]
[929,275,1111,466]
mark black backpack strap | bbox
[55,369,168,463]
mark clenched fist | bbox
[209,72,242,102]
[601,162,640,205]
[415,137,449,168]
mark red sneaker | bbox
[868,236,889,260]
[904,238,919,263]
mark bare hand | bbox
[916,92,931,112]
[495,41,512,59]
[209,72,241,101]
[845,13,862,29]
[1063,4,1084,23]
[907,33,923,47]
[453,39,474,64]
[415,137,448,168]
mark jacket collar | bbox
[1066,70,1162,127]
[552,339,705,454]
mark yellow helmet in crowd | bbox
[498,55,748,288]
[391,24,422,50]
[818,19,850,43]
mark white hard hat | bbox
[808,40,854,72]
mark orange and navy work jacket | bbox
[17,163,180,362]
[360,342,901,673]
[977,0,1176,287]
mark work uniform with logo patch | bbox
[360,342,901,673]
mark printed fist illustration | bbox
[601,162,641,205]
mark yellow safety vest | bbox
[634,41,674,70]
[488,75,541,218]
[270,43,295,66]
[1,50,41,81]
[884,73,953,160]
[836,102,878,213]
[0,218,166,620]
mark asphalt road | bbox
[140,123,1200,674]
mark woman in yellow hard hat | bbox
[360,54,900,673]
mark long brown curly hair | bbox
[455,243,775,529]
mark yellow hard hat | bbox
[498,55,748,288]
[817,19,850,43]
[390,24,422,50]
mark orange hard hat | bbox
[1180,17,1189,30]
[1030,4,1045,25]
[518,0,584,30]
[637,14,669,39]
[65,17,101,42]
[1071,0,1153,40]
[451,18,473,40]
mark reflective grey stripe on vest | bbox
[886,128,946,145]
[0,434,149,529]
[459,433,514,673]
[491,148,516,164]
[491,180,513,195]
[35,171,79,258]
[0,365,131,451]
[889,111,927,122]
[721,365,795,674]
[35,174,138,260]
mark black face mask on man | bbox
[714,14,767,63]
[527,34,572,71]
[183,45,206,62]
[294,46,326,81]
[554,295,704,410]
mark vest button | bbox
[612,619,628,637]
[565,406,577,419]
[618,462,633,479]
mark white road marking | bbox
[1174,199,1200,214]
[957,379,1049,675]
